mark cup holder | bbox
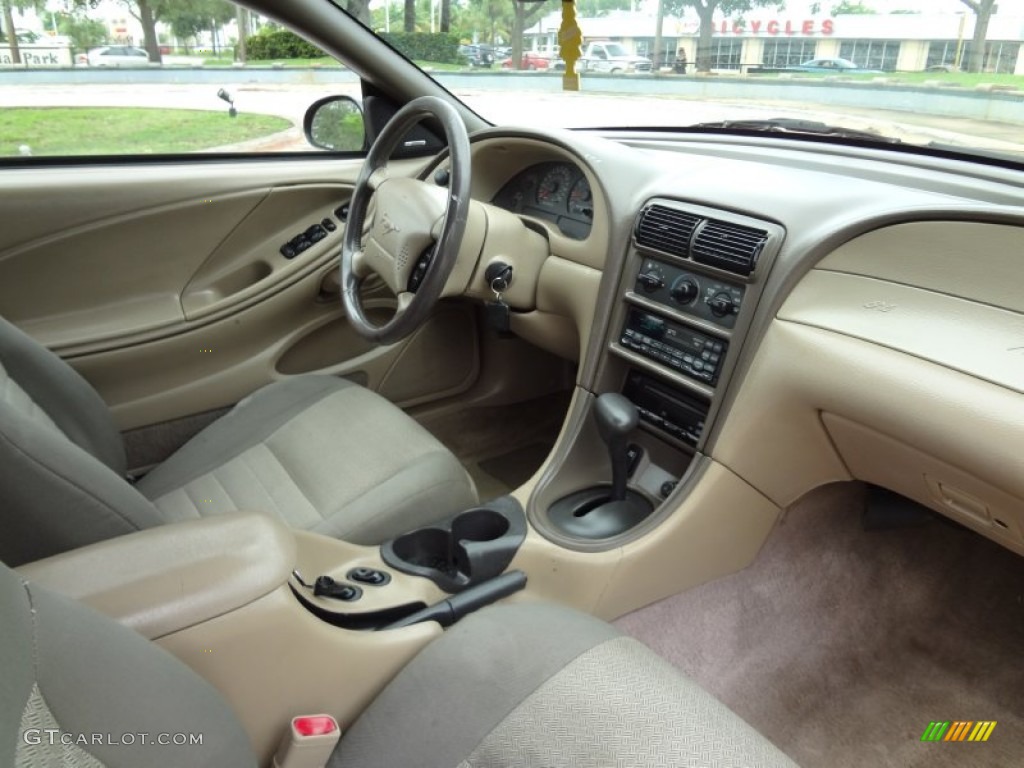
[381,497,526,593]
[452,508,510,543]
[391,528,456,575]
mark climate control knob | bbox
[670,277,699,305]
[709,292,736,317]
[637,265,665,293]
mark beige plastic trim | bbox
[436,136,613,272]
[713,320,1024,517]
[823,413,1024,555]
[17,513,295,640]
[509,457,779,620]
[182,185,356,320]
[158,587,440,765]
[778,270,1024,395]
[534,256,603,366]
[817,221,1024,315]
[291,530,447,614]
[596,459,779,618]
[0,156,428,355]
[462,203,550,310]
[3,189,269,347]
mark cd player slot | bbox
[623,370,709,447]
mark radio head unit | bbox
[620,307,727,386]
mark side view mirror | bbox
[304,95,367,152]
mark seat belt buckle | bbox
[272,714,341,768]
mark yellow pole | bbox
[559,0,581,91]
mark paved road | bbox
[2,76,1021,156]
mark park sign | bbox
[0,45,73,68]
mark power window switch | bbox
[347,567,391,586]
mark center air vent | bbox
[634,205,701,260]
[691,220,768,277]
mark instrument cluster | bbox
[491,161,594,240]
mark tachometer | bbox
[536,165,574,207]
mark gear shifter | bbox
[547,393,654,540]
[594,393,638,502]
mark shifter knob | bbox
[594,393,639,446]
[594,393,638,502]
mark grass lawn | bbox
[0,108,292,156]
[199,56,464,70]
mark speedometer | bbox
[536,165,574,207]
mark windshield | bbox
[0,0,1020,162]
[368,0,1024,161]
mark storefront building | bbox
[526,11,1024,75]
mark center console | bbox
[529,198,785,547]
[288,497,529,632]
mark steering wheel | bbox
[341,96,471,344]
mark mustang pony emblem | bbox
[380,213,401,235]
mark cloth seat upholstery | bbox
[0,560,797,768]
[0,316,477,566]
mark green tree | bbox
[959,0,996,74]
[451,0,511,46]
[162,0,233,53]
[1,0,43,64]
[122,0,164,63]
[340,0,371,26]
[510,0,555,69]
[404,0,415,33]
[235,4,248,61]
[660,0,781,73]
[56,11,109,51]
[576,0,632,16]
[831,1,874,13]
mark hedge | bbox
[379,32,461,64]
[246,29,323,60]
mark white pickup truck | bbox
[576,41,651,74]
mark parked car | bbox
[79,45,153,67]
[500,51,550,71]
[458,44,493,68]
[791,57,883,74]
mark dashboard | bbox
[464,128,1024,561]
[491,161,594,240]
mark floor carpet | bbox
[615,482,1024,768]
[417,391,570,501]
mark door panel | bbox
[182,184,353,321]
[0,156,480,430]
[1,188,270,346]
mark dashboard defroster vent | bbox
[691,220,768,276]
[634,205,701,259]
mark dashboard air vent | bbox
[691,219,768,276]
[634,205,701,259]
